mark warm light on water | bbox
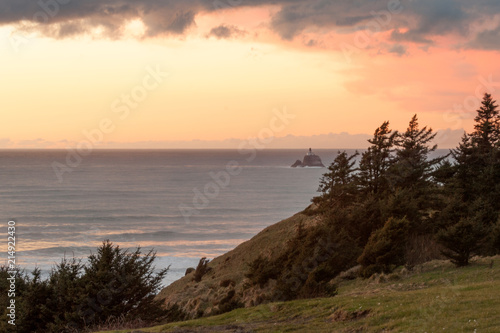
[1,149,339,285]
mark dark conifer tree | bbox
[472,93,500,153]
[318,151,359,208]
[80,240,169,327]
[389,114,445,193]
[358,121,397,195]
[451,93,500,216]
[440,94,500,258]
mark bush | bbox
[358,217,410,277]
[46,258,85,332]
[193,257,210,282]
[80,240,169,327]
[491,220,500,254]
[219,279,235,288]
[214,289,244,314]
[0,241,170,332]
[246,223,358,302]
[245,256,278,287]
[404,234,443,269]
[16,268,53,333]
[437,217,488,266]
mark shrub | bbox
[437,217,488,266]
[80,240,169,327]
[163,303,189,323]
[404,234,443,269]
[358,217,410,277]
[215,289,244,314]
[45,258,85,332]
[245,256,278,287]
[16,268,53,333]
[219,279,235,287]
[491,220,500,254]
[0,241,170,332]
[193,257,210,282]
[272,226,358,301]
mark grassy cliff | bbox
[155,209,323,318]
[98,256,500,332]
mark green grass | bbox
[97,256,500,332]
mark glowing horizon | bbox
[1,1,500,149]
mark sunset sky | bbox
[1,0,500,148]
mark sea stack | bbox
[291,148,325,167]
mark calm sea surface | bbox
[1,149,346,285]
[0,148,451,285]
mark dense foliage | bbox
[247,93,500,301]
[0,241,168,332]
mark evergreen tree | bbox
[46,258,85,331]
[16,268,53,333]
[354,122,397,245]
[441,93,500,257]
[1,243,172,332]
[386,115,446,232]
[357,217,410,277]
[451,132,478,202]
[452,93,500,219]
[358,121,397,195]
[389,114,445,193]
[472,93,500,153]
[318,151,359,208]
[80,240,169,327]
[437,217,488,266]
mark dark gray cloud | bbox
[0,0,499,50]
[0,0,205,37]
[305,39,317,47]
[207,24,246,39]
[388,43,407,55]
[268,0,500,49]
[467,24,500,50]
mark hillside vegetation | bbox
[153,94,500,327]
[4,94,500,331]
[156,211,323,318]
[99,256,500,332]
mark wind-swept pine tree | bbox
[358,121,397,196]
[318,151,359,208]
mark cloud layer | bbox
[0,129,466,149]
[207,24,246,39]
[1,0,500,49]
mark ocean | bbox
[1,149,345,286]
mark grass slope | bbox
[155,211,322,317]
[98,256,500,332]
